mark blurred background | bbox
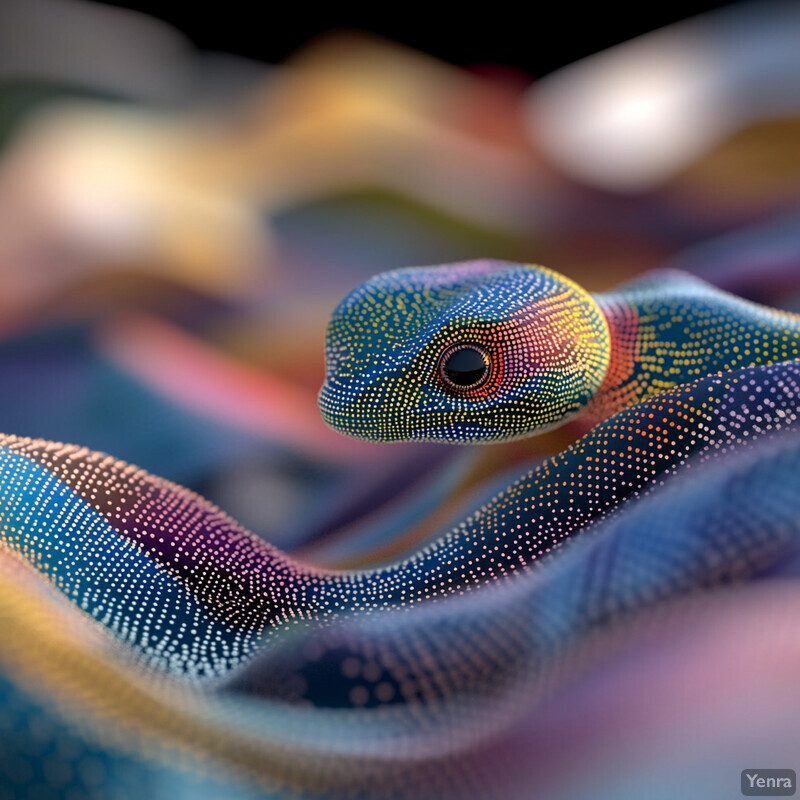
[0,0,798,568]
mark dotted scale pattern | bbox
[320,262,800,442]
[1,362,800,798]
[2,262,800,797]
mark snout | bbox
[318,373,416,442]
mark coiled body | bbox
[1,264,799,676]
[2,264,800,799]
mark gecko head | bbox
[319,260,611,443]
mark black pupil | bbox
[443,347,488,388]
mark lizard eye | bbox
[439,344,491,391]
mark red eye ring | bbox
[438,343,492,392]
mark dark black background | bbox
[97,2,736,75]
